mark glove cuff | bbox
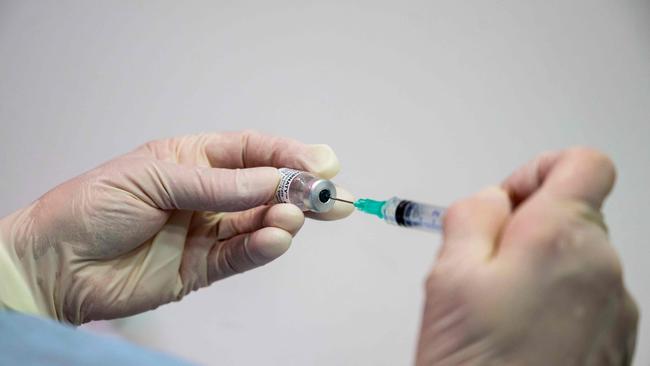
[0,233,41,316]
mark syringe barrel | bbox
[382,197,445,232]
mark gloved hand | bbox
[0,131,354,324]
[416,148,638,365]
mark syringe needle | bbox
[330,197,355,205]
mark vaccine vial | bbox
[275,168,337,212]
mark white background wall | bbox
[1,1,649,364]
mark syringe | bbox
[273,168,445,233]
[331,196,446,233]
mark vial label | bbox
[276,168,301,203]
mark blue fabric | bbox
[0,311,195,366]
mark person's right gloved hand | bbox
[0,131,354,324]
[416,148,638,365]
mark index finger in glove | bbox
[498,148,616,260]
[140,131,341,179]
[502,147,616,210]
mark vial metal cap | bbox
[308,178,336,212]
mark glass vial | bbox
[275,168,337,213]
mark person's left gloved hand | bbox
[0,131,354,324]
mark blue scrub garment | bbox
[0,311,195,366]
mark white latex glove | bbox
[416,148,638,365]
[0,131,354,324]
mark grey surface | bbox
[1,1,649,365]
